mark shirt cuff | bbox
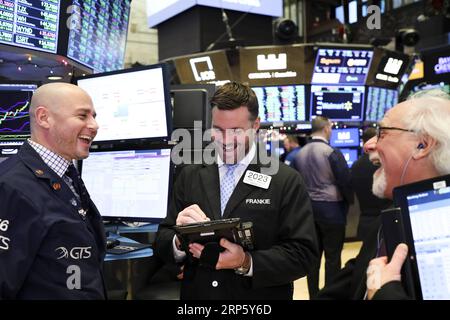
[172,235,186,262]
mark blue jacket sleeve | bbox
[328,149,354,206]
[0,183,47,299]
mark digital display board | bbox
[67,0,131,73]
[146,0,283,28]
[0,83,37,141]
[330,128,360,148]
[339,148,358,167]
[312,48,373,85]
[253,85,307,123]
[0,0,60,53]
[76,64,172,144]
[365,86,398,122]
[310,85,365,121]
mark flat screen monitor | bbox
[338,148,358,167]
[310,85,365,121]
[411,82,450,94]
[80,148,172,222]
[0,83,37,142]
[365,87,399,122]
[146,0,282,28]
[0,1,60,53]
[312,48,373,85]
[66,0,131,73]
[76,63,172,145]
[330,128,360,147]
[253,85,307,124]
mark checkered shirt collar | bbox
[27,139,72,178]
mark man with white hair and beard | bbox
[315,89,450,300]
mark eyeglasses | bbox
[376,126,415,140]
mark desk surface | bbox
[104,223,159,234]
[104,235,153,261]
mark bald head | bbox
[30,83,93,131]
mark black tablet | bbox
[173,218,254,250]
[388,174,450,300]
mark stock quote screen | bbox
[0,84,37,141]
[253,85,307,123]
[310,85,365,121]
[312,48,373,85]
[365,87,398,122]
[0,0,60,53]
[67,0,131,72]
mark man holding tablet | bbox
[155,82,318,300]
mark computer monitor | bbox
[311,47,373,85]
[310,85,365,121]
[0,83,38,142]
[64,0,132,73]
[0,2,60,53]
[338,148,358,167]
[253,85,307,124]
[365,87,399,122]
[76,63,172,145]
[80,148,172,223]
[330,128,360,148]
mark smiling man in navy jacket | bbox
[155,82,318,300]
[0,83,106,299]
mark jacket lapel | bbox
[199,164,222,220]
[19,142,85,219]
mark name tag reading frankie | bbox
[243,170,272,189]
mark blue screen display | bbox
[365,87,398,122]
[338,148,358,167]
[330,128,360,147]
[253,85,307,123]
[310,85,365,121]
[312,48,373,85]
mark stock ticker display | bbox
[67,0,131,72]
[0,84,37,141]
[0,0,60,53]
[312,48,373,85]
[253,85,307,123]
[310,85,365,121]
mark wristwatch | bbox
[235,252,251,275]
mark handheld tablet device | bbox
[385,174,450,300]
[173,218,254,251]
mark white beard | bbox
[372,168,387,199]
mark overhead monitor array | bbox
[0,0,61,53]
[0,0,131,73]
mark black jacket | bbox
[0,142,106,299]
[155,159,318,300]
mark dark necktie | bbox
[66,164,89,210]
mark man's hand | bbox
[176,204,210,225]
[188,238,245,270]
[367,243,408,300]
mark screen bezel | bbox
[79,144,174,223]
[392,174,450,300]
[75,63,173,147]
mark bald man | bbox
[0,83,106,299]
